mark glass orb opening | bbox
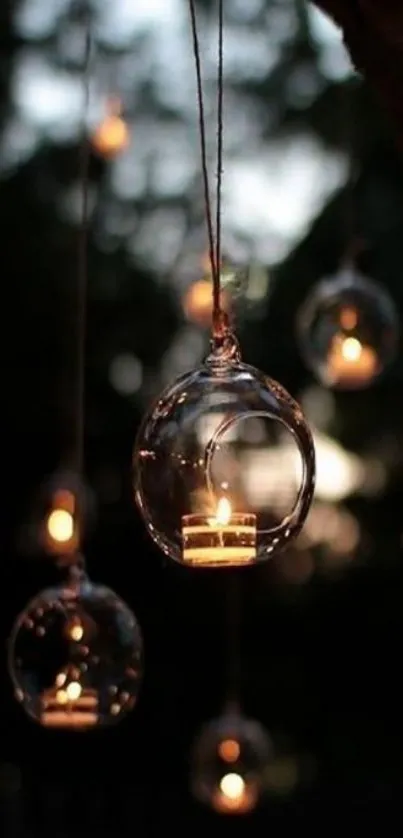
[9,576,143,730]
[297,268,399,390]
[191,711,272,815]
[134,354,315,567]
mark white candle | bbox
[182,498,256,567]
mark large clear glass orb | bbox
[191,709,272,815]
[134,336,315,567]
[8,573,143,730]
[297,267,399,390]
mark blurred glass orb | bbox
[297,267,399,390]
[9,574,143,730]
[191,709,272,815]
[92,98,129,158]
[134,334,315,567]
[183,278,230,328]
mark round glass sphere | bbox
[9,573,143,730]
[297,266,399,390]
[191,709,272,815]
[134,335,315,567]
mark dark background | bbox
[2,0,403,833]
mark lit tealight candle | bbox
[182,497,256,567]
[41,676,98,729]
[327,334,378,386]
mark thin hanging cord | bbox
[341,76,363,267]
[188,0,217,288]
[188,0,227,337]
[75,24,92,482]
[224,571,242,711]
[215,0,224,316]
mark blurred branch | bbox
[313,1,403,146]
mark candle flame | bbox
[47,508,74,543]
[341,336,362,363]
[56,680,82,705]
[216,497,232,526]
[70,623,83,642]
[219,772,245,801]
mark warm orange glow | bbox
[70,623,83,642]
[327,333,378,384]
[183,279,229,327]
[47,509,74,544]
[339,306,358,330]
[215,497,232,527]
[218,738,241,763]
[92,99,129,157]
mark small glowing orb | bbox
[341,336,362,362]
[92,99,129,158]
[183,278,230,327]
[47,509,74,544]
[339,306,358,330]
[220,773,245,801]
[218,738,240,763]
[69,623,83,642]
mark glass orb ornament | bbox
[134,331,315,567]
[191,708,272,815]
[297,266,399,390]
[8,569,143,730]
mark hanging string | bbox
[75,22,92,484]
[215,0,224,330]
[188,0,226,338]
[341,75,364,268]
[188,1,217,286]
[224,571,242,713]
[67,13,92,580]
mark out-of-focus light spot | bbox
[218,739,241,763]
[303,502,361,561]
[225,138,347,264]
[92,99,129,158]
[183,279,230,328]
[47,509,74,544]
[109,354,143,395]
[15,0,70,40]
[14,54,83,131]
[307,6,353,79]
[313,432,364,501]
[245,264,270,303]
[219,772,245,801]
